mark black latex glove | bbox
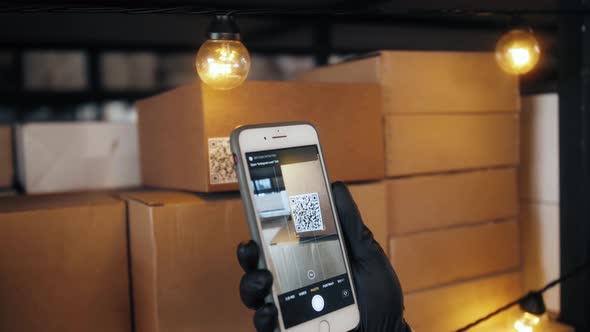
[237,182,412,332]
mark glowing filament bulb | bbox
[495,28,541,75]
[514,312,541,332]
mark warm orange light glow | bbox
[514,312,542,332]
[495,29,541,75]
[196,39,250,90]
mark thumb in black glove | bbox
[237,182,412,332]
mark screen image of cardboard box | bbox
[390,219,520,292]
[386,113,519,176]
[123,191,252,332]
[297,51,520,114]
[0,193,131,332]
[15,122,140,193]
[0,126,13,188]
[136,80,383,192]
[404,272,522,332]
[387,168,518,235]
[348,181,388,252]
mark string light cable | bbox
[456,259,590,332]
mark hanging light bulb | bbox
[513,292,547,332]
[195,15,251,90]
[495,27,541,75]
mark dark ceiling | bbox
[0,0,581,92]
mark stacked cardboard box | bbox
[133,80,387,331]
[0,193,132,331]
[298,51,523,331]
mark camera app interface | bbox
[246,145,355,328]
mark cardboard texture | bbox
[124,191,252,332]
[387,168,518,235]
[404,272,523,332]
[0,193,131,332]
[390,220,520,292]
[348,181,388,252]
[297,51,520,114]
[15,122,140,193]
[0,126,13,188]
[386,113,519,176]
[136,80,384,192]
[520,93,559,203]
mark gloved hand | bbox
[237,182,412,332]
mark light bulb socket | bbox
[519,291,546,316]
[509,16,534,33]
[207,15,241,41]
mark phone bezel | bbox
[231,122,360,332]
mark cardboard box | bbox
[15,122,140,193]
[386,113,519,176]
[521,93,559,203]
[0,193,131,332]
[124,191,252,332]
[297,51,520,114]
[136,80,384,192]
[348,181,388,252]
[387,168,518,235]
[404,272,523,332]
[390,220,519,292]
[0,126,13,187]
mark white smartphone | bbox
[231,122,360,332]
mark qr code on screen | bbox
[289,193,323,233]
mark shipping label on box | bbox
[208,137,237,185]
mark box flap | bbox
[0,192,122,214]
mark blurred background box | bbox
[0,192,131,332]
[23,51,88,91]
[387,168,518,235]
[101,52,158,91]
[296,51,520,114]
[0,126,13,188]
[136,80,383,192]
[404,271,522,332]
[390,220,520,292]
[0,189,16,197]
[123,191,252,332]
[15,122,140,193]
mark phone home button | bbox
[319,320,330,332]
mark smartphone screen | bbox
[245,145,355,329]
